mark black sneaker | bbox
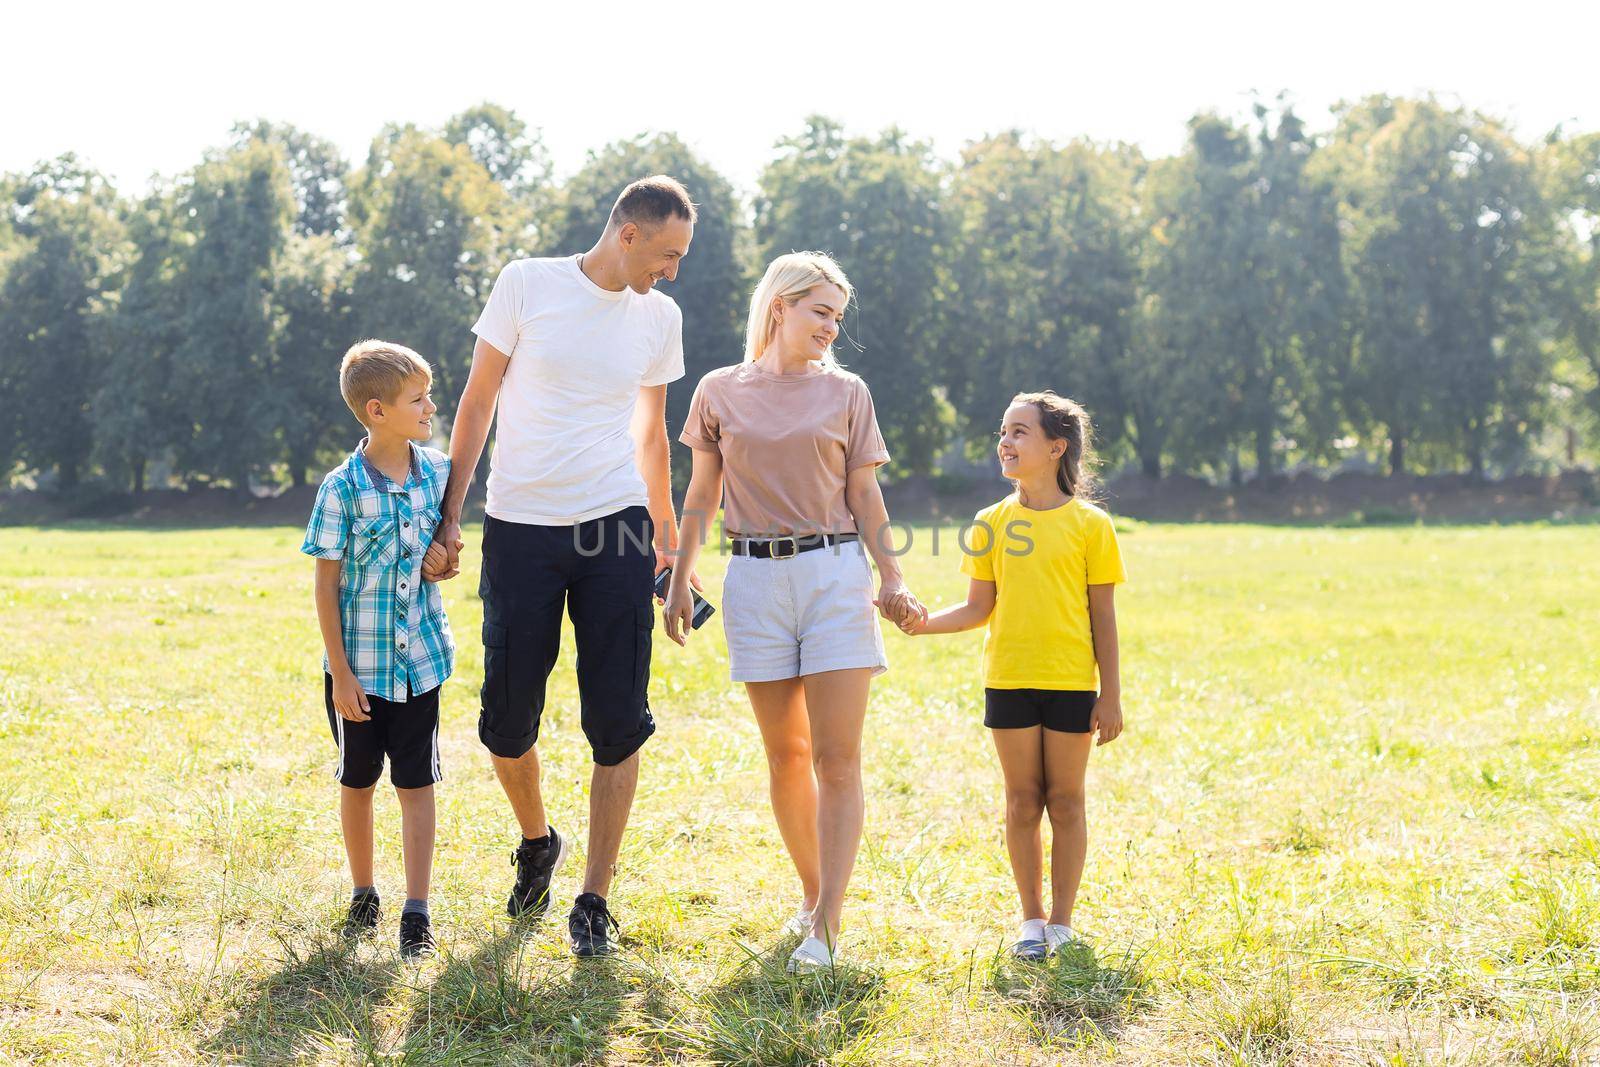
[399,912,435,959]
[508,826,569,918]
[568,892,619,958]
[342,890,380,939]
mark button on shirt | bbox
[301,440,455,702]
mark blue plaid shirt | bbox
[301,439,455,702]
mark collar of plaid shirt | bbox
[353,437,427,494]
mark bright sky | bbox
[5,0,1596,195]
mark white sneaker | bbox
[1044,924,1079,954]
[786,935,835,973]
[1011,918,1048,960]
[782,903,816,938]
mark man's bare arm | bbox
[631,384,678,576]
[423,336,509,581]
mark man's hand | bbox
[331,670,371,722]
[1090,693,1123,746]
[423,519,463,582]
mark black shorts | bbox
[324,675,442,789]
[984,688,1097,733]
[477,507,656,766]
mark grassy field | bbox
[1,520,1598,1065]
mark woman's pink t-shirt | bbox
[679,362,889,537]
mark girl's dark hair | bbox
[1011,390,1100,503]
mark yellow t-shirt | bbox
[958,494,1127,690]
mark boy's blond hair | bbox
[339,340,431,426]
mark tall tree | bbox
[1329,97,1556,475]
[444,103,552,257]
[943,132,1145,470]
[548,132,747,454]
[169,139,296,489]
[1142,108,1348,480]
[231,120,348,237]
[348,125,514,422]
[754,118,951,474]
[275,232,353,485]
[93,184,188,493]
[0,156,125,489]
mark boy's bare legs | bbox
[1042,730,1093,928]
[990,727,1047,922]
[583,752,640,897]
[340,784,377,888]
[491,747,550,839]
[394,785,436,903]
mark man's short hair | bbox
[608,175,697,230]
[339,340,431,426]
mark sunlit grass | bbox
[1,522,1597,1063]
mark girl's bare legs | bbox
[1042,729,1094,927]
[990,727,1047,922]
[746,678,821,913]
[801,667,872,948]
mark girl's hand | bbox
[1090,693,1122,746]
[897,607,929,635]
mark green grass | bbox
[2,522,1598,1064]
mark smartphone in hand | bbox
[654,568,716,630]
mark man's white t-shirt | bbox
[472,255,685,525]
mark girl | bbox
[902,391,1125,958]
[663,252,923,972]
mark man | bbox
[424,176,697,956]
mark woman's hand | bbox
[1090,692,1123,745]
[662,581,696,647]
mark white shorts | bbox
[721,539,889,683]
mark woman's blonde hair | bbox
[743,251,853,366]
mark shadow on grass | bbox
[203,930,400,1063]
[644,937,889,1066]
[988,938,1150,1049]
[399,920,631,1066]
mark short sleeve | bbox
[301,476,349,560]
[844,379,891,471]
[677,375,720,451]
[959,512,997,582]
[643,300,686,387]
[471,262,521,356]
[1085,510,1127,585]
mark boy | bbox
[301,339,454,959]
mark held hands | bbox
[874,580,928,633]
[1090,692,1123,746]
[331,669,371,723]
[421,520,464,582]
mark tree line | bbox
[1,98,1597,495]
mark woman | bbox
[664,251,923,971]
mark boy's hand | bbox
[1090,693,1122,746]
[422,540,450,580]
[332,670,371,722]
[422,522,463,582]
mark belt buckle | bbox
[770,538,798,560]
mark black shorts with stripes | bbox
[324,674,442,789]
